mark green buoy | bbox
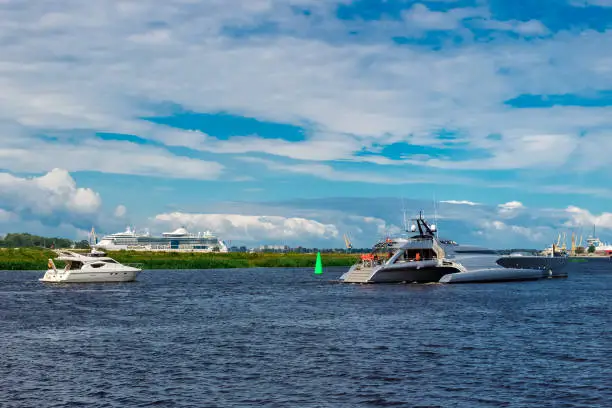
[314,252,323,275]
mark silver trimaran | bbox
[339,212,568,284]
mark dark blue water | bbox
[1,267,610,407]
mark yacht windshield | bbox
[371,245,396,259]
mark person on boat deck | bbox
[415,252,421,261]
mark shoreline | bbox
[0,248,360,270]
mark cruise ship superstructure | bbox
[94,226,229,252]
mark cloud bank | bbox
[153,212,339,245]
[0,169,100,228]
[0,0,611,185]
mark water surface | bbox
[1,267,610,407]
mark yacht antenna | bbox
[433,194,439,239]
[417,210,424,235]
[401,197,408,232]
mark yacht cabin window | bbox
[66,261,83,270]
[398,248,436,262]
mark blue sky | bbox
[1,0,612,248]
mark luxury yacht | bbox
[40,249,142,283]
[339,216,466,283]
[339,213,563,284]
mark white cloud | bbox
[441,200,480,206]
[0,0,610,188]
[153,212,340,243]
[406,134,579,170]
[480,219,545,242]
[238,157,478,185]
[347,215,403,237]
[564,206,612,229]
[473,18,549,36]
[0,137,224,180]
[539,184,612,199]
[402,4,486,31]
[148,127,363,162]
[0,168,101,228]
[498,201,525,214]
[114,205,127,218]
[0,209,15,223]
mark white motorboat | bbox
[40,249,142,283]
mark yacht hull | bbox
[447,252,569,277]
[439,268,546,284]
[368,266,461,283]
[339,260,464,284]
[495,256,569,277]
[40,269,140,283]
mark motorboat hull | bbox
[40,269,141,283]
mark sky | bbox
[1,0,612,249]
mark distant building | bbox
[229,246,248,253]
[249,244,290,253]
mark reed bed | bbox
[0,248,360,270]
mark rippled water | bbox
[1,267,610,407]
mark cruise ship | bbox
[94,226,229,252]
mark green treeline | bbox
[0,233,73,249]
[0,233,90,249]
[0,247,360,270]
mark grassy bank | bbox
[0,248,361,270]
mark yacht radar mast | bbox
[412,211,436,237]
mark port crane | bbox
[343,233,353,253]
[561,232,567,251]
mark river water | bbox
[1,267,610,407]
